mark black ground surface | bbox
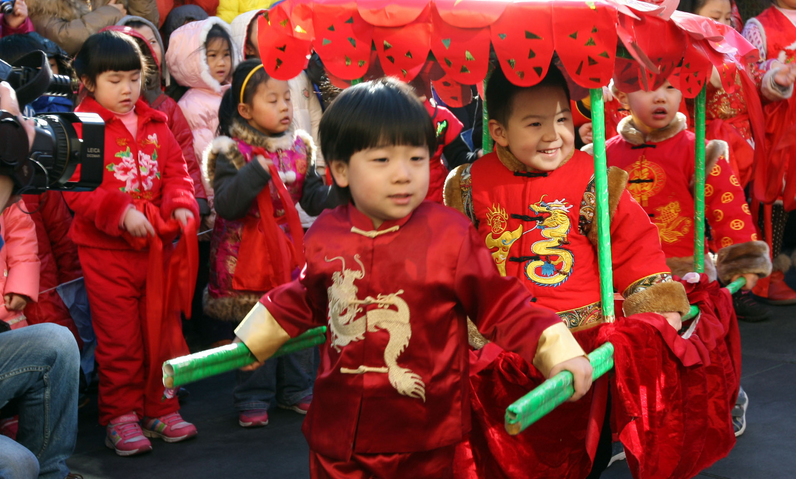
[68,297,796,479]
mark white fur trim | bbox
[762,67,794,101]
[202,136,236,197]
[280,171,297,184]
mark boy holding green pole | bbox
[444,64,691,477]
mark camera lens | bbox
[0,1,12,15]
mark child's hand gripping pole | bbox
[162,326,327,389]
[503,276,746,435]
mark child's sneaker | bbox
[278,395,312,415]
[105,413,152,456]
[142,412,198,443]
[0,416,18,440]
[239,409,269,427]
[732,387,749,437]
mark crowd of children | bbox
[0,0,795,477]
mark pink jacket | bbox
[0,15,34,37]
[0,205,41,329]
[166,17,239,204]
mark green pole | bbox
[505,342,615,435]
[163,326,327,388]
[504,275,746,433]
[482,64,494,153]
[694,86,707,273]
[590,88,615,322]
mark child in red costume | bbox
[233,77,594,479]
[605,80,771,289]
[605,79,773,439]
[445,65,691,478]
[65,31,200,456]
[743,0,796,305]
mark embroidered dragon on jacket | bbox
[325,255,426,402]
[526,196,575,287]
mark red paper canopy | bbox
[257,0,758,98]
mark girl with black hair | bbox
[203,59,316,428]
[66,30,200,457]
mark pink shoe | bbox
[142,412,198,443]
[239,409,269,428]
[0,416,18,440]
[278,395,312,415]
[105,413,152,457]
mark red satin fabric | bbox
[456,275,738,479]
[454,326,606,479]
[233,148,305,291]
[603,274,739,479]
[310,445,456,479]
[122,201,199,397]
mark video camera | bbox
[0,50,103,194]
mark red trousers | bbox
[310,445,456,479]
[79,246,184,425]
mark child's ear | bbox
[488,119,510,148]
[80,75,94,92]
[615,90,630,109]
[329,160,350,188]
[238,102,253,120]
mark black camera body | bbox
[0,0,14,15]
[0,51,103,194]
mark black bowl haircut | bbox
[486,63,572,127]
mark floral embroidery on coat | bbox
[107,147,161,193]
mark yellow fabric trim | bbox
[234,303,291,361]
[240,64,265,104]
[532,322,586,378]
[350,225,400,238]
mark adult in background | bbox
[27,0,159,55]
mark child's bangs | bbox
[95,34,143,74]
[342,86,436,156]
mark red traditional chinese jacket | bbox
[605,113,770,283]
[447,148,684,329]
[235,202,583,461]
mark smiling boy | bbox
[444,64,691,476]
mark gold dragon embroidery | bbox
[325,255,426,402]
[484,203,522,276]
[526,196,574,287]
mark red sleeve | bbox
[169,103,207,200]
[705,156,758,251]
[0,16,34,36]
[455,224,561,366]
[610,190,672,294]
[62,184,133,238]
[260,264,328,338]
[38,192,82,283]
[158,127,200,221]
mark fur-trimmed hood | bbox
[229,9,262,58]
[201,120,315,196]
[617,112,688,146]
[165,17,240,94]
[117,15,169,86]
